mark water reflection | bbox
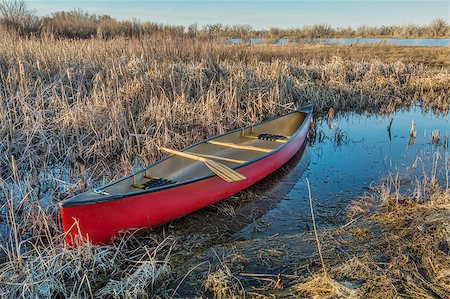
[238,107,449,239]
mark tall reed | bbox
[1,32,448,181]
[0,31,449,298]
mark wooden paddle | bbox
[207,140,272,153]
[184,152,246,164]
[159,147,247,183]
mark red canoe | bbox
[60,105,313,245]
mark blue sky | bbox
[26,1,449,29]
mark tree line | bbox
[0,0,448,39]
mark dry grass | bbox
[0,158,173,298]
[292,172,450,298]
[1,30,448,178]
[204,266,244,299]
[286,43,450,69]
[0,30,449,298]
[0,184,173,298]
[201,249,247,299]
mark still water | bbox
[228,37,450,46]
[175,107,449,296]
[239,107,449,239]
[306,37,450,46]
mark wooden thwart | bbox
[207,140,272,153]
[159,147,246,183]
[185,152,246,164]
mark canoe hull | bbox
[61,112,311,245]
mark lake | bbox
[228,37,450,47]
[239,107,449,239]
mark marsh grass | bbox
[292,167,450,298]
[0,30,449,298]
[1,31,448,178]
[204,263,245,299]
[0,175,173,298]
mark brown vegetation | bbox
[265,19,449,39]
[195,167,450,298]
[0,1,448,39]
[291,174,450,298]
[1,29,448,179]
[0,18,449,298]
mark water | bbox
[228,37,289,44]
[238,107,449,239]
[173,107,449,296]
[309,37,450,47]
[227,37,450,47]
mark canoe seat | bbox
[257,134,288,142]
[241,133,289,143]
[132,177,178,190]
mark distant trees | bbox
[187,23,198,37]
[241,20,449,40]
[40,10,147,39]
[0,0,39,35]
[39,8,186,39]
[0,1,448,40]
[429,18,448,36]
[306,24,335,38]
[42,9,98,39]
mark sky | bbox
[26,1,449,29]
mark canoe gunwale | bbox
[60,105,313,208]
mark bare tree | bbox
[429,18,448,36]
[0,0,38,34]
[187,23,198,38]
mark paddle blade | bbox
[204,159,246,183]
[159,146,246,183]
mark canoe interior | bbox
[64,111,307,205]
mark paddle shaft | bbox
[159,147,207,162]
[158,147,246,182]
[184,152,246,164]
[207,140,272,153]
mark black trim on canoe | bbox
[60,104,313,208]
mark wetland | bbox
[0,25,449,298]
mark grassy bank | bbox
[280,43,450,69]
[291,175,450,298]
[196,169,450,298]
[0,32,449,298]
